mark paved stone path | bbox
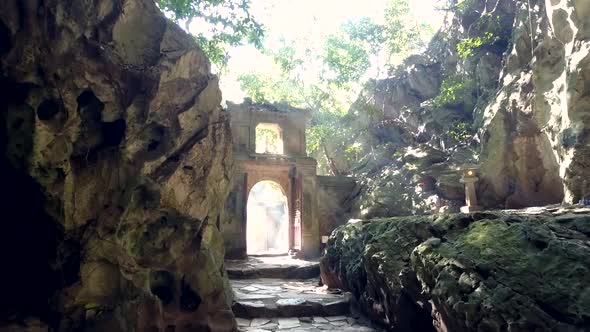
[228,256,381,332]
[232,278,350,317]
[236,316,376,331]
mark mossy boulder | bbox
[321,207,590,331]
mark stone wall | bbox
[227,100,308,157]
[222,172,248,259]
[0,0,235,330]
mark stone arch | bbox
[245,174,290,199]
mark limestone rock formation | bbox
[332,1,516,216]
[329,0,589,214]
[478,0,590,207]
[321,207,590,331]
[0,0,234,330]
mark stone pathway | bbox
[232,278,350,317]
[228,256,381,332]
[236,316,376,331]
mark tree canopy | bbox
[232,0,434,170]
[157,0,264,67]
[160,0,437,174]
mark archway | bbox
[247,180,289,255]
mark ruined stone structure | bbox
[221,101,356,259]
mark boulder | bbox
[321,207,590,331]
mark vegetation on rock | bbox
[158,0,264,67]
[321,208,590,331]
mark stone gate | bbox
[221,100,357,259]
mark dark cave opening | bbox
[180,279,202,312]
[101,119,126,147]
[0,20,12,56]
[0,76,65,326]
[36,99,62,121]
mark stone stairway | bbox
[226,256,380,332]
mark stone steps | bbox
[226,256,320,279]
[236,316,377,332]
[231,278,350,318]
[227,256,381,331]
[227,264,320,279]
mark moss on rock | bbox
[321,208,590,331]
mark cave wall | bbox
[0,0,235,331]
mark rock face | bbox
[478,0,590,207]
[321,207,590,331]
[329,0,589,215]
[0,0,234,331]
[331,0,517,217]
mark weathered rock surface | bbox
[331,0,516,216]
[325,0,589,215]
[478,0,590,207]
[321,206,590,331]
[0,0,234,330]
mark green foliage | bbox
[307,109,344,149]
[323,34,371,87]
[237,37,353,114]
[383,0,433,58]
[432,76,474,108]
[237,73,266,102]
[267,38,305,73]
[342,17,387,50]
[447,121,473,142]
[345,142,363,161]
[157,0,264,67]
[456,7,504,59]
[457,32,500,58]
[256,127,280,153]
[321,18,387,87]
[237,73,302,105]
[236,0,435,172]
[323,0,435,86]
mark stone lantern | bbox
[460,166,482,213]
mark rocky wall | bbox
[0,0,235,330]
[317,175,359,238]
[337,0,589,214]
[478,0,590,207]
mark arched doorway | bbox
[247,180,289,255]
